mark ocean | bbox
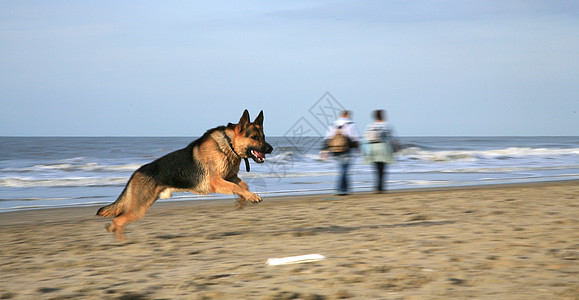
[1,136,578,212]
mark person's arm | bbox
[348,123,360,149]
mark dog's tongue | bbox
[253,150,265,159]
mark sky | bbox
[1,0,577,137]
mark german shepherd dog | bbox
[97,110,273,240]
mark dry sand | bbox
[0,181,577,299]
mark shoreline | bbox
[1,178,578,216]
[0,180,576,225]
[1,180,577,299]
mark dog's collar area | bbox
[221,129,250,172]
[221,130,237,155]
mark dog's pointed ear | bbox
[237,109,251,130]
[254,110,264,126]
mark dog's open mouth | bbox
[250,149,266,163]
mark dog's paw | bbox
[246,192,262,203]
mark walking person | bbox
[364,109,398,193]
[321,110,360,195]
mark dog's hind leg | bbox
[105,172,162,240]
[106,215,130,241]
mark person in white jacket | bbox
[321,110,360,195]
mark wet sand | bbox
[0,181,577,299]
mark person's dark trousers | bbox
[336,154,351,194]
[375,162,387,192]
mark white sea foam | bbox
[1,136,578,212]
[399,147,579,163]
[2,163,141,173]
[266,151,295,164]
[0,177,128,188]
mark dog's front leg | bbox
[209,176,261,204]
[229,177,251,209]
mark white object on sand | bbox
[266,254,326,266]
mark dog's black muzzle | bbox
[264,142,273,154]
[247,142,273,164]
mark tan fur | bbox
[96,110,272,240]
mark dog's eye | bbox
[251,135,259,140]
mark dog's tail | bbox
[96,186,128,217]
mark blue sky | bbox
[1,0,577,136]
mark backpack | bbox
[327,123,352,155]
[366,126,384,143]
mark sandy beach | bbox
[0,181,577,299]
